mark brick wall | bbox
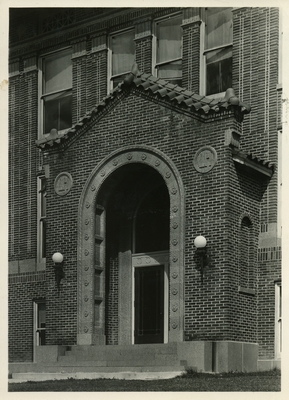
[9,7,281,362]
[41,88,257,346]
[8,273,46,362]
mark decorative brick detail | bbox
[258,247,282,262]
[182,19,201,92]
[72,40,87,59]
[91,35,107,54]
[77,146,185,345]
[23,56,38,73]
[8,7,281,363]
[9,61,20,77]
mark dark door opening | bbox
[134,265,164,344]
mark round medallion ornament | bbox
[85,219,90,225]
[172,256,178,263]
[141,153,147,160]
[113,159,118,166]
[84,280,89,286]
[172,206,178,213]
[84,326,88,333]
[85,202,90,209]
[172,304,178,312]
[172,222,178,229]
[100,170,106,177]
[165,172,171,179]
[84,311,89,317]
[172,322,178,329]
[91,185,96,191]
[171,187,177,195]
[84,296,89,302]
[85,234,89,241]
[172,288,178,295]
[54,172,73,196]
[172,239,178,246]
[127,153,133,160]
[193,146,217,173]
[84,266,89,271]
[85,249,89,256]
[171,272,178,279]
[155,159,160,167]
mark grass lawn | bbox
[8,369,281,392]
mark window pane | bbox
[157,16,182,63]
[206,47,232,95]
[44,49,72,94]
[38,303,46,328]
[41,220,46,259]
[111,30,135,76]
[44,91,72,133]
[157,60,182,86]
[40,179,46,218]
[112,73,127,88]
[206,8,232,50]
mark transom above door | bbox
[132,251,169,345]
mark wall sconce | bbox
[52,252,64,293]
[194,236,210,283]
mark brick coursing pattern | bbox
[8,7,281,362]
[8,274,46,362]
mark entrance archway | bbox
[77,146,184,346]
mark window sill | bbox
[203,91,226,100]
[238,286,255,296]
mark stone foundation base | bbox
[29,341,259,374]
[258,359,281,371]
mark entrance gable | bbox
[77,145,185,345]
[36,65,251,151]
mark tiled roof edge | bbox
[232,148,275,177]
[36,63,251,149]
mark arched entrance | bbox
[77,147,184,346]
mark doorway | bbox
[78,148,185,346]
[134,265,164,344]
[132,252,169,344]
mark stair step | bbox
[61,352,178,362]
[11,365,186,374]
[67,343,178,355]
[11,370,185,382]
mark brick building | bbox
[8,7,282,376]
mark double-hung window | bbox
[154,15,182,86]
[202,8,233,96]
[109,30,135,91]
[40,48,72,136]
[275,282,282,358]
[37,176,46,262]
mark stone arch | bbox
[77,145,185,345]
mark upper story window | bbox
[154,14,182,86]
[202,8,233,96]
[108,29,135,91]
[40,48,72,137]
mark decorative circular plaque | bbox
[193,146,217,173]
[54,172,73,196]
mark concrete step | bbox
[67,342,179,356]
[59,352,179,364]
[57,356,181,368]
[10,370,185,382]
[9,362,187,374]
